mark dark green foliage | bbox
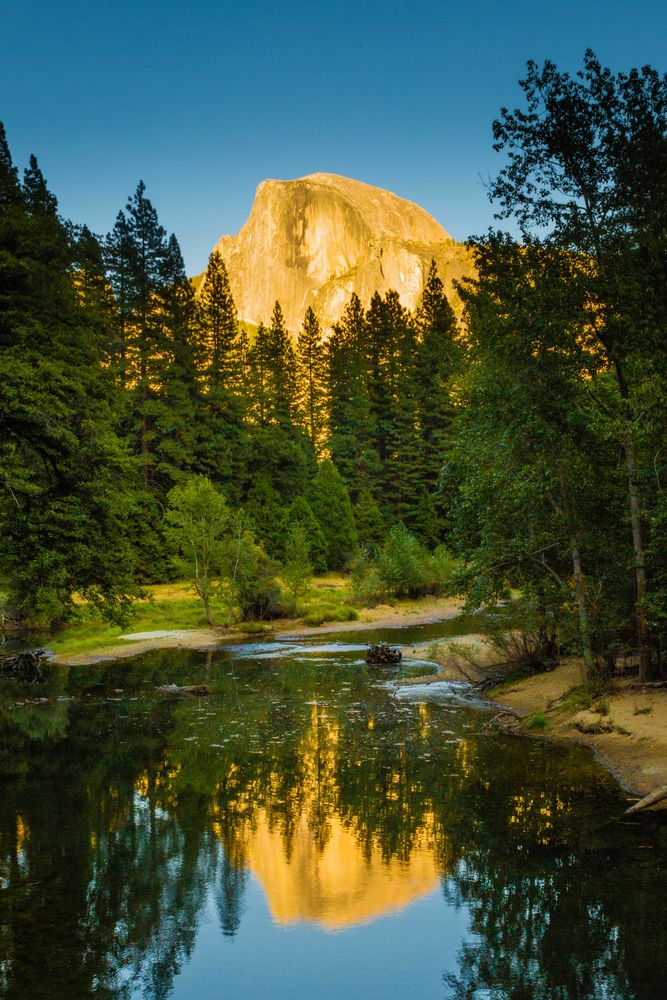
[200,250,242,388]
[283,496,328,573]
[0,127,139,628]
[351,524,456,602]
[244,476,286,558]
[232,541,283,621]
[196,251,248,498]
[307,460,358,570]
[488,51,667,680]
[353,487,385,549]
[296,306,326,453]
[282,524,313,613]
[326,294,378,492]
[365,290,423,527]
[415,260,461,528]
[325,285,452,542]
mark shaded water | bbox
[1,632,666,999]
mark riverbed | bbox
[1,625,666,998]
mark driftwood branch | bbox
[624,785,667,815]
[158,683,211,697]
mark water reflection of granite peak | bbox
[221,702,440,930]
[239,807,439,930]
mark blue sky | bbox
[3,0,665,273]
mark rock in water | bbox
[202,173,473,332]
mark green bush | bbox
[351,526,457,604]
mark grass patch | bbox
[50,583,230,657]
[302,605,359,627]
[525,712,550,732]
[485,666,534,699]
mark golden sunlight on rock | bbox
[204,173,474,332]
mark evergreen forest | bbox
[2,51,666,683]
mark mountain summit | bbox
[207,173,471,331]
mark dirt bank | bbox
[489,661,667,800]
[276,596,462,639]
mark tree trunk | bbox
[623,428,654,682]
[203,594,214,627]
[569,536,596,678]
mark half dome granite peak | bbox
[203,172,472,332]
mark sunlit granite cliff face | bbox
[207,172,472,332]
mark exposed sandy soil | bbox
[51,628,233,666]
[491,662,667,799]
[276,596,462,639]
[398,634,506,684]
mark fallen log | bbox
[366,642,402,665]
[624,784,667,815]
[0,649,47,683]
[158,683,211,697]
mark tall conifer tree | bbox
[326,293,376,494]
[296,306,326,453]
[415,260,460,512]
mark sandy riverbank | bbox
[488,661,667,800]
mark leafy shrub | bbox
[351,526,458,604]
[234,544,284,620]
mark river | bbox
[0,625,666,998]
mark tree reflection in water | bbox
[0,645,665,999]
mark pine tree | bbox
[365,290,422,528]
[153,233,202,483]
[415,260,460,523]
[244,475,286,558]
[0,122,20,208]
[246,323,271,426]
[326,293,377,494]
[104,211,135,384]
[283,495,328,572]
[116,181,170,481]
[308,460,358,570]
[353,487,385,549]
[197,250,248,494]
[296,306,326,453]
[267,300,296,429]
[200,250,242,389]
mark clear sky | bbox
[3,0,665,273]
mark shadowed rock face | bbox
[207,173,473,333]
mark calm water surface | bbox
[1,629,666,999]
